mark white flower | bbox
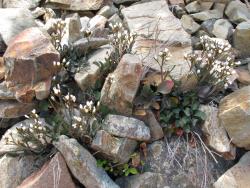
[197,69,200,74]
[73,116,82,122]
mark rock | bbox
[213,3,226,12]
[212,19,234,40]
[168,0,184,6]
[53,135,119,188]
[200,105,235,159]
[0,8,37,45]
[17,153,75,188]
[191,9,223,21]
[219,86,250,149]
[113,0,139,4]
[200,2,214,11]
[100,54,143,115]
[74,44,112,91]
[97,4,118,18]
[233,21,250,58]
[121,0,191,80]
[2,0,40,9]
[0,100,36,118]
[0,57,5,80]
[32,7,46,18]
[236,68,250,85]
[225,1,250,24]
[3,27,59,103]
[91,130,137,163]
[172,5,187,19]
[0,154,44,188]
[116,172,168,188]
[0,81,15,100]
[181,15,200,34]
[214,151,250,188]
[201,19,217,36]
[45,0,104,11]
[61,13,82,46]
[0,118,49,155]
[88,15,108,37]
[108,13,123,27]
[103,114,151,141]
[73,37,109,56]
[80,16,90,31]
[0,34,7,53]
[185,1,201,13]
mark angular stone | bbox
[233,21,250,58]
[0,81,15,100]
[191,9,223,21]
[185,1,201,13]
[18,153,75,188]
[201,19,217,36]
[97,4,118,18]
[103,114,151,141]
[169,0,184,6]
[113,0,139,4]
[225,1,250,24]
[219,86,250,149]
[0,57,5,80]
[121,0,191,80]
[100,54,143,115]
[3,0,41,9]
[0,100,36,118]
[0,34,7,53]
[116,172,168,188]
[91,130,137,163]
[53,135,119,188]
[45,0,104,11]
[32,7,46,18]
[0,154,44,188]
[0,8,37,45]
[212,19,234,39]
[0,118,49,155]
[3,27,59,103]
[236,68,250,85]
[200,2,214,11]
[181,15,200,34]
[214,152,250,188]
[108,13,123,26]
[88,15,108,37]
[213,3,226,12]
[75,44,112,91]
[200,105,235,159]
[80,16,90,31]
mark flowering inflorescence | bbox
[186,35,240,89]
[51,19,66,52]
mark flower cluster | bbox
[51,19,66,52]
[186,35,240,89]
[79,100,99,115]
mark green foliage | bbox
[160,91,206,134]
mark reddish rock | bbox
[3,27,60,103]
[18,153,75,188]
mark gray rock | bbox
[213,3,226,12]
[87,15,108,37]
[191,9,223,21]
[108,14,123,27]
[0,8,37,45]
[200,1,214,11]
[225,1,250,24]
[0,81,15,100]
[3,0,41,9]
[0,34,7,53]
[233,21,250,58]
[201,18,217,36]
[0,154,44,188]
[121,0,192,80]
[80,16,90,31]
[91,130,137,163]
[103,114,151,141]
[185,1,201,13]
[113,0,139,4]
[116,172,168,188]
[212,19,234,39]
[74,44,113,91]
[53,135,119,188]
[31,7,46,18]
[97,4,118,18]
[181,15,200,34]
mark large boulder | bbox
[191,9,223,21]
[100,54,143,115]
[225,1,250,24]
[3,27,60,103]
[219,86,250,149]
[17,153,75,188]
[53,135,119,188]
[212,19,234,40]
[0,8,37,45]
[121,0,191,80]
[181,15,200,34]
[233,21,250,58]
[2,0,41,9]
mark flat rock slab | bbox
[121,0,191,80]
[103,114,151,141]
[18,153,75,188]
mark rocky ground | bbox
[0,0,250,188]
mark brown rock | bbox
[236,68,250,85]
[100,54,143,115]
[0,57,5,80]
[169,0,184,6]
[0,81,15,100]
[3,27,59,103]
[18,153,75,188]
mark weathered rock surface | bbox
[97,4,118,18]
[0,57,4,80]
[121,0,191,80]
[91,130,137,163]
[0,8,37,45]
[103,114,151,141]
[214,151,250,188]
[113,0,139,4]
[3,27,59,103]
[100,54,143,115]
[3,0,41,9]
[200,105,235,159]
[0,100,36,118]
[53,135,119,188]
[75,44,113,91]
[0,81,15,100]
[45,0,104,11]
[0,154,44,188]
[212,19,234,39]
[185,1,201,13]
[191,9,223,21]
[236,68,250,85]
[219,86,250,149]
[18,153,75,188]
[88,15,108,37]
[233,21,250,58]
[225,1,250,24]
[181,15,200,34]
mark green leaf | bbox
[38,100,49,111]
[192,102,200,111]
[129,168,139,175]
[157,80,174,94]
[183,124,191,133]
[194,111,206,121]
[183,108,191,116]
